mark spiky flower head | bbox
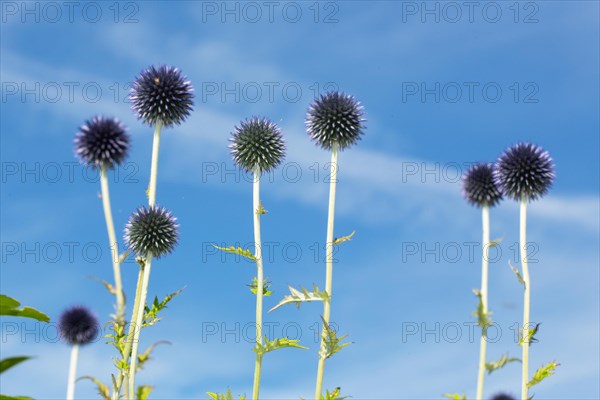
[229,117,286,174]
[59,306,98,346]
[124,205,179,258]
[494,143,555,201]
[130,65,194,127]
[462,163,502,208]
[306,91,366,151]
[489,393,516,400]
[74,116,130,169]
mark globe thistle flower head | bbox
[74,116,130,169]
[229,117,286,174]
[494,142,555,201]
[130,65,194,127]
[59,306,98,346]
[462,163,502,208]
[306,91,366,151]
[124,205,179,258]
[489,393,516,400]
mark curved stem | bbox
[252,169,264,400]
[100,166,126,326]
[476,205,490,400]
[66,344,79,400]
[520,198,530,400]
[315,143,339,399]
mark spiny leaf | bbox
[443,394,466,400]
[509,261,526,287]
[143,288,185,327]
[485,354,521,374]
[137,341,171,371]
[333,230,355,246]
[472,289,492,329]
[256,201,267,215]
[0,295,50,322]
[90,276,116,295]
[0,357,31,374]
[78,376,110,400]
[321,317,352,359]
[207,388,246,400]
[212,245,256,261]
[519,323,541,346]
[269,285,329,312]
[254,337,308,356]
[136,385,154,400]
[320,387,348,400]
[247,277,272,296]
[527,361,559,388]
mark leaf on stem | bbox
[212,245,256,262]
[321,317,352,359]
[0,395,33,400]
[519,323,541,346]
[247,277,272,296]
[0,295,50,322]
[136,341,171,371]
[472,289,492,329]
[143,288,185,327]
[136,385,154,400]
[0,357,31,374]
[509,261,526,287]
[332,231,355,246]
[319,387,348,400]
[77,376,110,400]
[254,337,308,356]
[489,237,503,247]
[90,276,116,295]
[269,285,330,312]
[527,361,559,388]
[443,394,466,400]
[485,354,521,374]
[207,388,247,400]
[256,201,267,215]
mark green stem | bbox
[520,197,530,400]
[252,168,264,400]
[66,344,79,400]
[315,143,339,399]
[100,166,126,326]
[113,268,143,400]
[476,205,490,400]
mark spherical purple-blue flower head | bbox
[229,117,286,174]
[124,205,179,258]
[59,306,98,346]
[74,116,130,169]
[462,163,502,207]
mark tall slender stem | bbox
[147,122,162,206]
[315,143,339,399]
[66,344,79,400]
[252,169,264,400]
[100,166,126,326]
[520,197,531,400]
[476,205,490,400]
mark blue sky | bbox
[1,1,599,399]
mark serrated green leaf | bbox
[143,288,185,327]
[78,376,110,400]
[333,230,355,246]
[472,289,492,329]
[0,357,31,374]
[247,277,272,296]
[269,285,329,312]
[485,354,521,374]
[519,323,541,346]
[212,245,256,262]
[137,341,170,371]
[207,389,246,400]
[527,361,559,388]
[319,387,348,400]
[254,336,308,356]
[0,295,50,322]
[509,261,526,287]
[320,317,352,359]
[136,385,154,400]
[443,394,466,400]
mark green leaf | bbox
[136,341,170,371]
[485,354,521,374]
[332,230,355,246]
[320,317,352,359]
[0,395,33,400]
[269,285,330,312]
[509,261,526,287]
[519,323,541,346]
[212,245,256,262]
[472,289,492,329]
[443,394,466,400]
[489,237,503,247]
[320,387,348,400]
[207,388,246,400]
[0,295,50,322]
[78,376,110,400]
[0,357,31,374]
[136,385,154,400]
[527,361,559,388]
[90,276,116,295]
[254,337,308,356]
[256,201,267,215]
[247,277,272,296]
[143,288,185,327]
